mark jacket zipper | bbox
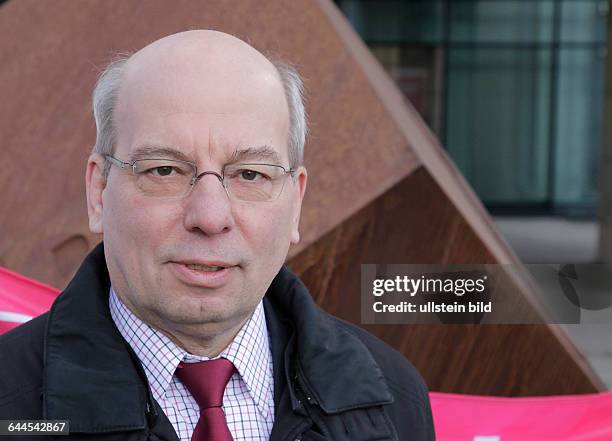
[294,365,318,407]
[290,370,322,441]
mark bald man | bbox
[0,31,434,441]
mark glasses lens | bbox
[224,164,287,201]
[132,159,195,197]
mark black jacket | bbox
[0,244,434,440]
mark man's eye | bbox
[148,166,176,176]
[239,169,263,181]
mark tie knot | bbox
[176,358,236,409]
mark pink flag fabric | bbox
[0,266,60,334]
[431,391,612,441]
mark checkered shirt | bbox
[109,287,274,441]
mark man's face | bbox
[86,34,307,343]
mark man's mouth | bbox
[184,264,226,272]
[168,260,236,287]
[173,259,238,272]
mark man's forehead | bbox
[113,30,291,164]
[121,30,280,93]
[114,30,287,125]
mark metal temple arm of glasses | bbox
[105,155,131,169]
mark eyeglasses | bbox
[104,155,296,202]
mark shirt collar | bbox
[221,299,273,418]
[109,287,273,419]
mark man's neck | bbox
[112,287,257,358]
[154,316,251,358]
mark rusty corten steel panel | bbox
[0,0,603,394]
[290,168,601,395]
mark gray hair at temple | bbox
[92,55,307,177]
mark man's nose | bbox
[182,173,235,235]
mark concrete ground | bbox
[493,217,612,390]
[494,217,599,264]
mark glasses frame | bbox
[104,154,297,202]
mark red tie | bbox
[176,358,236,441]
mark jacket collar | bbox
[265,266,394,414]
[44,243,151,433]
[43,243,392,433]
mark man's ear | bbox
[86,153,107,234]
[290,167,308,244]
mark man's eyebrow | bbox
[129,146,194,162]
[228,146,282,165]
[128,144,283,165]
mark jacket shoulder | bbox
[331,317,435,439]
[0,313,47,418]
[331,317,429,399]
[327,316,435,440]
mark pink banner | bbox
[0,266,59,333]
[431,391,612,440]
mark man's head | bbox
[85,30,307,353]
